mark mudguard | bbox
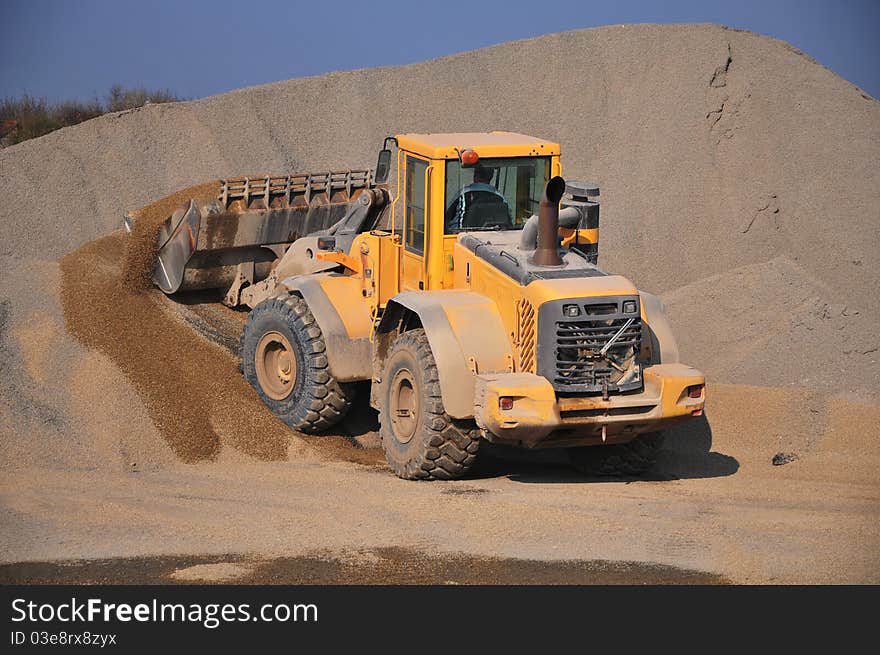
[376,290,513,418]
[639,291,680,365]
[281,273,373,382]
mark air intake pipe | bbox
[530,176,566,266]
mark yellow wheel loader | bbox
[128,132,705,480]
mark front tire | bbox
[241,294,355,433]
[567,432,665,476]
[379,329,480,480]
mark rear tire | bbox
[379,329,481,480]
[567,432,665,476]
[241,294,355,433]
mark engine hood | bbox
[455,231,638,305]
[524,274,639,307]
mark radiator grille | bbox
[538,297,643,394]
[554,317,640,388]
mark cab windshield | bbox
[444,156,550,233]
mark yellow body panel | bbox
[524,276,639,306]
[426,162,445,291]
[396,131,560,160]
[316,249,361,273]
[316,275,373,340]
[367,232,401,306]
[476,364,705,448]
[401,250,423,291]
[451,241,523,361]
[560,227,599,247]
[442,299,513,377]
[349,231,401,311]
[475,373,558,440]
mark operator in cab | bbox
[445,163,512,232]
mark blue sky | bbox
[2,0,878,102]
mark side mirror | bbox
[374,148,392,184]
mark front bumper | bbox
[473,364,705,448]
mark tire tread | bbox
[241,294,354,433]
[568,432,665,476]
[379,329,480,481]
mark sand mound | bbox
[60,232,288,462]
[662,257,878,391]
[0,23,877,471]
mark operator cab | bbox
[373,131,573,292]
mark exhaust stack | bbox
[531,176,566,266]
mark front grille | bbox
[554,317,641,388]
[537,297,644,394]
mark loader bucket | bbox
[126,170,374,294]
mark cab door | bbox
[400,153,430,291]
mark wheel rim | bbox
[254,331,296,400]
[389,368,419,444]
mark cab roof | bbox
[395,131,561,159]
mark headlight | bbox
[563,304,581,317]
[622,300,637,314]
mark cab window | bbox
[405,157,427,253]
[444,156,550,232]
